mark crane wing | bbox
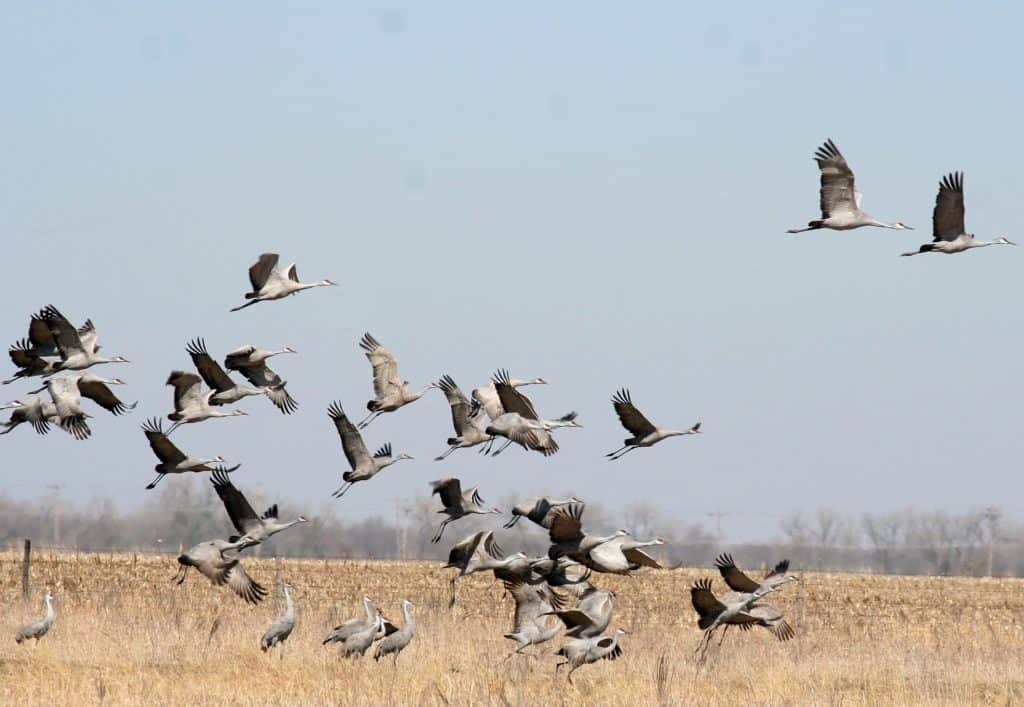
[744,603,795,640]
[764,558,790,580]
[142,418,185,463]
[610,389,656,437]
[623,546,663,569]
[27,316,57,354]
[327,402,372,468]
[286,263,299,282]
[438,375,472,434]
[39,305,85,359]
[813,139,858,219]
[690,578,726,624]
[223,345,256,371]
[548,503,585,543]
[211,469,261,535]
[248,253,279,292]
[186,338,235,393]
[714,553,761,593]
[225,562,268,604]
[77,320,99,354]
[493,369,538,419]
[430,478,463,508]
[166,370,204,411]
[77,377,135,415]
[360,333,401,399]
[932,171,966,242]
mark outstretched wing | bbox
[225,562,268,604]
[142,418,185,463]
[359,333,401,399]
[186,338,235,393]
[248,253,279,292]
[764,558,790,580]
[813,139,858,219]
[714,553,761,593]
[690,578,726,623]
[438,375,473,434]
[77,377,136,415]
[430,478,463,508]
[493,369,538,419]
[166,370,204,411]
[327,402,372,468]
[611,389,657,437]
[548,502,585,543]
[932,171,966,242]
[39,305,85,360]
[211,469,262,535]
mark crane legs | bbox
[606,445,638,461]
[146,473,166,490]
[331,482,353,499]
[356,411,381,429]
[431,519,450,544]
[434,446,458,461]
[491,439,514,456]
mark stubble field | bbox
[2,549,1024,706]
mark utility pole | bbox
[47,484,62,547]
[707,509,729,543]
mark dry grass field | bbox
[3,549,1024,706]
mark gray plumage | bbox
[504,496,580,529]
[165,370,248,434]
[230,252,337,312]
[606,388,701,460]
[261,582,295,655]
[141,417,239,489]
[210,470,308,546]
[429,477,502,544]
[433,375,491,460]
[902,172,1016,256]
[714,553,798,594]
[555,628,626,684]
[356,332,438,429]
[502,579,566,657]
[15,592,55,644]
[327,401,412,498]
[374,599,415,663]
[323,596,376,645]
[174,536,267,604]
[545,585,615,638]
[222,344,298,414]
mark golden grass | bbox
[3,549,1024,705]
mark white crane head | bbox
[995,236,1016,246]
[296,515,310,523]
[231,409,249,417]
[283,346,298,354]
[890,222,913,230]
[396,452,414,461]
[212,455,226,463]
[318,279,338,287]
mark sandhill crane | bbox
[472,375,547,420]
[223,344,298,414]
[714,554,798,594]
[174,536,267,604]
[211,469,308,545]
[15,592,55,644]
[434,375,491,459]
[429,478,502,543]
[230,252,336,311]
[340,611,384,658]
[555,628,626,684]
[690,578,791,660]
[606,389,701,460]
[484,370,577,456]
[0,396,69,438]
[546,502,628,561]
[502,579,566,659]
[186,339,268,405]
[443,531,527,607]
[327,401,412,498]
[583,535,667,574]
[261,582,296,657]
[504,496,580,529]
[323,596,376,646]
[32,372,136,417]
[787,139,911,234]
[902,172,1016,256]
[35,375,92,440]
[5,340,58,384]
[165,371,248,434]
[357,333,438,428]
[544,585,615,638]
[37,305,129,371]
[141,418,239,489]
[374,599,415,664]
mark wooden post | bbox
[22,539,31,599]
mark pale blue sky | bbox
[1,3,1021,541]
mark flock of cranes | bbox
[9,139,1016,679]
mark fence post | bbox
[22,539,31,599]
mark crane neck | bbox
[283,586,294,617]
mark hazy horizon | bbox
[2,3,1022,544]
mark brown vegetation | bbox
[3,549,1024,705]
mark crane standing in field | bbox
[374,599,415,664]
[323,596,377,646]
[327,401,412,498]
[429,477,502,543]
[901,172,1016,256]
[141,417,239,489]
[230,252,337,311]
[210,470,308,547]
[15,592,55,645]
[787,139,912,234]
[261,582,296,657]
[606,388,701,460]
[357,333,438,429]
